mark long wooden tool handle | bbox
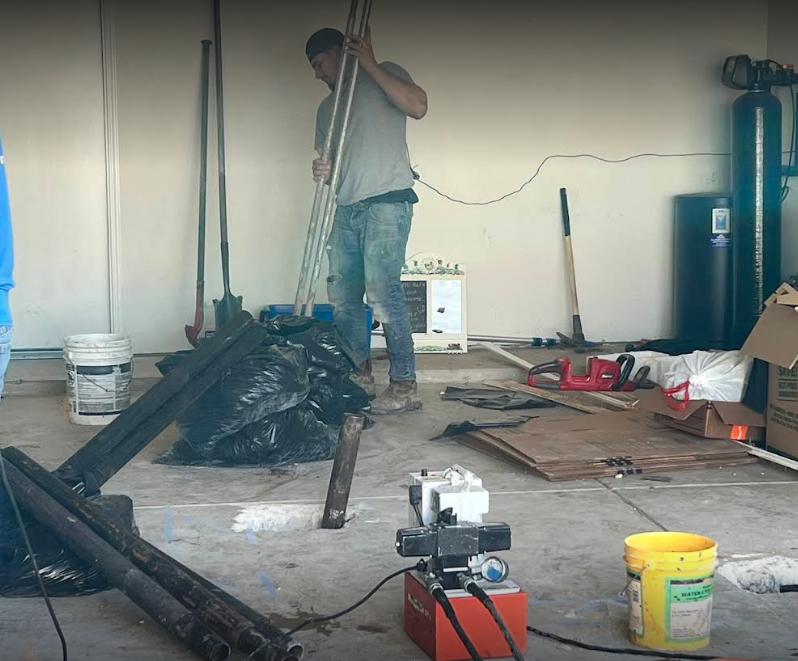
[560,187,581,317]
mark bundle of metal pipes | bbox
[293,0,373,318]
[2,447,303,661]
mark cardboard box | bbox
[742,283,798,458]
[636,389,765,441]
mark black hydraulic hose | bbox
[429,583,483,661]
[781,584,798,593]
[460,577,526,661]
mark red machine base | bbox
[403,573,528,661]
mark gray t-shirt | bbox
[315,61,416,206]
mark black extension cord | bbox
[430,583,483,661]
[0,447,68,661]
[526,624,718,660]
[245,563,424,661]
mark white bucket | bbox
[64,333,133,426]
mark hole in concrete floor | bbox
[718,555,798,594]
[231,503,365,533]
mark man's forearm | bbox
[367,64,428,120]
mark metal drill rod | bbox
[293,0,360,316]
[321,414,365,529]
[1,459,230,661]
[303,0,374,317]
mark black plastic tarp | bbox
[0,491,137,597]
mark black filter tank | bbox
[673,193,733,347]
[731,89,782,343]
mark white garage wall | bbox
[113,0,768,353]
[767,0,798,279]
[0,1,109,349]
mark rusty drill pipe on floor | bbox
[57,313,266,491]
[1,458,230,661]
[2,447,302,661]
[321,414,365,529]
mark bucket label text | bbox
[667,575,713,641]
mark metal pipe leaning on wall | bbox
[2,447,303,661]
[57,312,266,491]
[1,458,231,661]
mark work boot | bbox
[350,360,376,398]
[370,379,422,415]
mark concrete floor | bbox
[2,380,798,660]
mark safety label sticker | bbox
[710,233,731,249]
[627,571,644,637]
[712,207,730,234]
[667,575,713,641]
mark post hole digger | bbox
[185,1,243,344]
[185,39,212,347]
[211,0,243,329]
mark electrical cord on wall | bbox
[410,147,798,207]
[0,448,68,661]
[410,151,729,206]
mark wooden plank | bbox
[483,379,607,415]
[479,342,634,410]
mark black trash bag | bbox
[0,492,138,597]
[264,315,358,375]
[156,342,310,453]
[306,372,370,425]
[265,316,368,424]
[154,404,338,467]
[155,316,368,467]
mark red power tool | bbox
[527,354,652,392]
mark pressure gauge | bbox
[480,556,509,583]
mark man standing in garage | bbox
[306,26,428,415]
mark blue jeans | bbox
[327,200,416,381]
[0,325,10,398]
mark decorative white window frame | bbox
[401,252,467,354]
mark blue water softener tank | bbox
[731,89,782,344]
[673,193,733,347]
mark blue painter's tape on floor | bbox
[258,569,278,598]
[163,506,174,544]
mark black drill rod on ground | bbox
[321,414,365,529]
[57,312,264,490]
[2,447,302,661]
[1,459,231,661]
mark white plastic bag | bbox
[593,351,670,384]
[657,350,752,402]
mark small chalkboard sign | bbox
[402,280,427,333]
[401,252,467,354]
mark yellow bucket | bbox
[624,532,717,652]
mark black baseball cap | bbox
[306,28,344,63]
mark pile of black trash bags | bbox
[0,316,368,597]
[154,316,369,467]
